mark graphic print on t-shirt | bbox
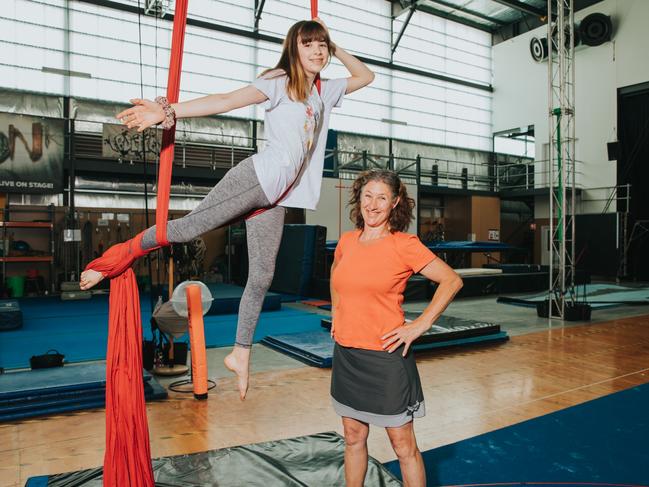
[303,95,322,153]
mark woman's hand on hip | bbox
[381,320,428,356]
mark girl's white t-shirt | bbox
[251,72,347,210]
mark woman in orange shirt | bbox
[330,169,463,486]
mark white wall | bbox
[492,0,649,215]
[307,177,418,240]
[2,0,493,149]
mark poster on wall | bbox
[102,123,161,161]
[0,113,64,193]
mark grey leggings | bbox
[142,157,286,348]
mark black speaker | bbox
[579,13,612,47]
[530,36,548,62]
[607,141,618,161]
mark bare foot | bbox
[79,269,105,290]
[224,346,251,400]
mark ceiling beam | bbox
[392,3,417,55]
[427,0,508,26]
[416,4,495,33]
[490,0,547,18]
[253,0,266,32]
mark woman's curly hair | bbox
[349,169,415,232]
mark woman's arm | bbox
[381,258,463,355]
[116,85,267,132]
[329,259,339,338]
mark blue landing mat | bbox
[0,363,151,400]
[385,382,649,485]
[1,380,166,423]
[0,364,166,422]
[261,329,509,368]
[0,297,324,369]
[498,283,649,309]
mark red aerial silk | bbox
[311,0,321,93]
[87,2,189,485]
[155,0,189,248]
[93,1,317,482]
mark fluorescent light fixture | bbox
[42,67,92,79]
[381,118,408,126]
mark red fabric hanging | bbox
[96,1,319,482]
[93,2,189,485]
[156,0,189,247]
[311,0,321,93]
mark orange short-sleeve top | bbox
[331,230,436,351]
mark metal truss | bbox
[547,0,576,319]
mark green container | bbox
[6,275,25,298]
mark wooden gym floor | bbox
[1,309,649,486]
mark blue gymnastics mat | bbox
[262,325,508,368]
[0,363,166,422]
[385,382,649,485]
[0,363,150,400]
[0,297,324,370]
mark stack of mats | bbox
[270,224,326,296]
[261,315,508,367]
[0,363,167,422]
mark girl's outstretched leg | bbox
[80,157,269,290]
[80,230,156,290]
[224,205,285,400]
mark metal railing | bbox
[324,148,589,193]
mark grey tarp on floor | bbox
[36,432,402,486]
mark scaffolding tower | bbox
[547,0,576,319]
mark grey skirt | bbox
[330,343,425,428]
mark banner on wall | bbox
[0,113,64,193]
[102,123,162,161]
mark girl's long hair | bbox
[260,20,333,102]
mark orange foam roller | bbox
[186,284,208,399]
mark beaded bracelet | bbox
[154,96,176,129]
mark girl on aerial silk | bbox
[81,17,374,401]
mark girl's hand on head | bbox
[313,17,337,55]
[313,17,328,33]
[116,98,165,132]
